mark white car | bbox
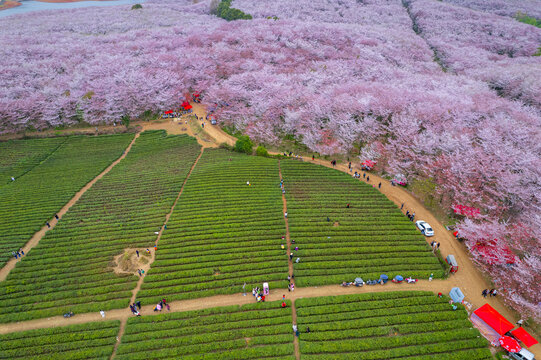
[416,221,434,237]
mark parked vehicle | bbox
[509,348,536,360]
[415,220,434,236]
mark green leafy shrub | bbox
[216,0,252,21]
[131,3,142,9]
[234,135,254,154]
[256,145,269,157]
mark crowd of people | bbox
[11,248,24,259]
[481,289,498,298]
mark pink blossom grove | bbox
[0,0,540,319]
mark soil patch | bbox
[333,221,340,227]
[112,248,151,275]
[0,1,21,10]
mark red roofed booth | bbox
[471,304,514,345]
[183,104,193,110]
[164,110,173,114]
[512,328,539,348]
[181,101,190,108]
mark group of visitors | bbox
[11,248,24,259]
[137,269,145,276]
[129,301,142,316]
[482,289,498,298]
[405,210,415,221]
[154,298,170,311]
[252,287,266,302]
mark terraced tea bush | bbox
[137,149,288,304]
[0,134,134,267]
[117,301,294,360]
[0,320,120,359]
[0,131,201,322]
[295,291,491,360]
[0,137,65,184]
[280,160,444,286]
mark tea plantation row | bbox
[137,149,288,304]
[0,131,201,322]
[281,161,444,286]
[295,291,492,360]
[0,134,134,267]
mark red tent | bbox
[184,104,193,110]
[512,328,539,348]
[164,110,173,114]
[474,304,514,335]
[181,101,190,108]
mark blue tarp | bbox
[449,287,465,303]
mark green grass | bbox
[0,320,120,359]
[0,134,134,267]
[295,291,492,360]
[0,131,201,323]
[137,149,288,304]
[515,12,541,28]
[280,160,444,286]
[117,301,294,360]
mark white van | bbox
[509,348,536,360]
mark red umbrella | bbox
[181,101,190,107]
[164,110,173,114]
[184,104,193,110]
[499,336,521,353]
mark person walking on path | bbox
[348,162,351,169]
[378,182,381,189]
[100,310,105,318]
[482,289,488,298]
[412,213,416,221]
[55,214,59,220]
[289,253,293,260]
[19,248,24,256]
[146,248,150,255]
[136,250,139,258]
[283,294,286,301]
[517,319,524,327]
[46,222,50,228]
[366,176,370,182]
[363,173,366,179]
[491,289,498,297]
[137,269,141,277]
[284,212,288,218]
[401,203,404,210]
[312,155,314,161]
[436,243,440,250]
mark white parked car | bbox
[416,221,434,237]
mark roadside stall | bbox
[470,304,514,346]
[446,254,458,273]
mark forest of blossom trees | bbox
[0,0,539,319]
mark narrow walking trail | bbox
[0,133,140,282]
[278,161,300,360]
[109,148,205,360]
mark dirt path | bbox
[278,161,300,360]
[0,133,140,282]
[109,148,205,359]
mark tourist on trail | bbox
[146,249,150,255]
[19,248,24,256]
[491,289,498,297]
[436,243,440,250]
[12,251,16,259]
[482,289,488,298]
[154,245,157,251]
[412,213,415,220]
[46,222,50,228]
[252,288,256,296]
[401,203,404,210]
[141,269,145,275]
[55,214,59,220]
[136,250,139,258]
[366,176,370,182]
[312,155,315,160]
[135,301,141,309]
[284,212,288,218]
[288,283,291,292]
[100,310,105,318]
[406,210,410,217]
[137,269,142,276]
[291,283,295,291]
[289,253,293,260]
[287,275,291,282]
[283,294,286,301]
[378,182,381,189]
[348,162,351,169]
[363,173,366,179]
[517,319,524,327]
[164,224,167,230]
[289,152,292,156]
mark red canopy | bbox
[193,93,200,97]
[474,304,514,335]
[164,110,173,114]
[183,104,193,110]
[181,101,190,107]
[453,204,481,218]
[499,336,521,352]
[512,328,539,348]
